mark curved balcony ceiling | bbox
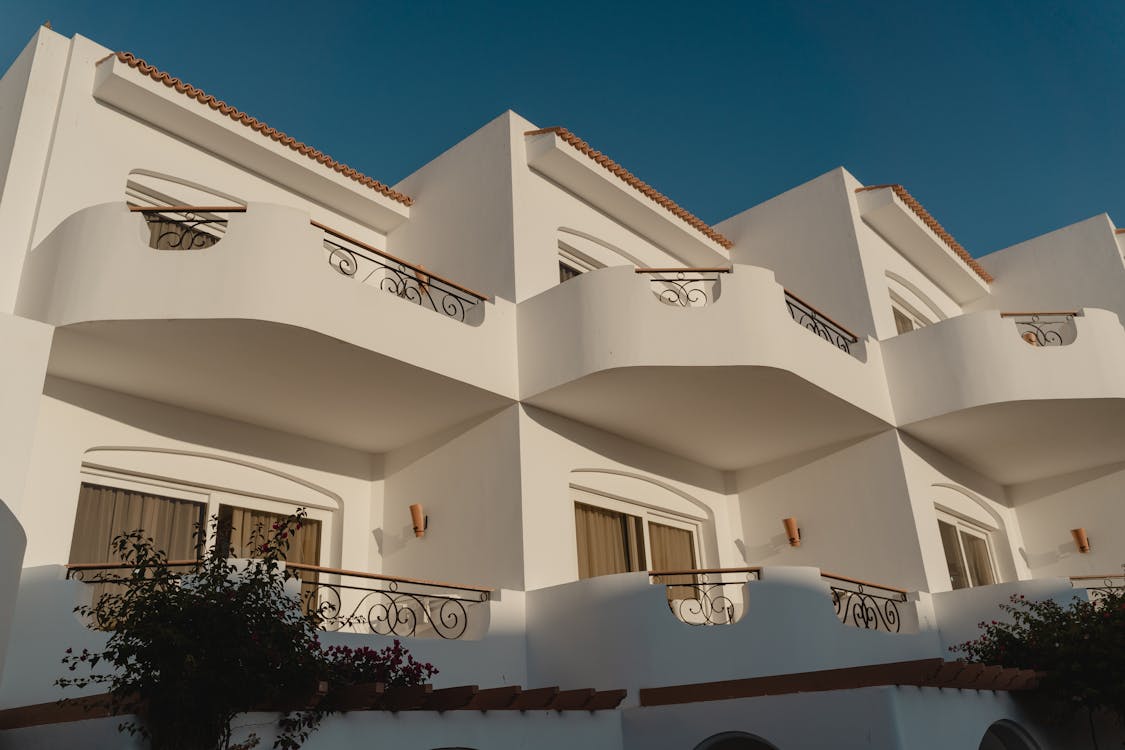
[527,367,888,471]
[47,320,512,453]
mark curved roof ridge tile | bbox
[856,183,992,283]
[114,52,413,207]
[526,126,733,250]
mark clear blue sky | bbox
[1,1,1122,256]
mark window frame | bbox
[572,487,704,574]
[889,291,933,334]
[76,467,335,566]
[936,509,999,590]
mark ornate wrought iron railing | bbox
[66,560,492,640]
[784,290,860,354]
[314,221,489,323]
[822,571,908,633]
[285,562,492,640]
[635,267,731,307]
[1000,311,1079,347]
[1070,572,1125,604]
[648,567,760,626]
[130,205,245,250]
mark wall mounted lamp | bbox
[783,517,801,547]
[410,504,428,539]
[1071,527,1090,554]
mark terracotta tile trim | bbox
[639,658,1040,707]
[856,184,992,283]
[113,52,413,207]
[526,127,733,249]
[1115,228,1125,235]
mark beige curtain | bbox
[648,523,696,571]
[962,533,996,587]
[69,483,203,564]
[649,522,697,599]
[574,503,644,579]
[218,505,322,606]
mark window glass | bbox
[893,307,915,334]
[574,502,645,578]
[559,261,582,283]
[961,531,996,587]
[938,520,970,590]
[69,482,204,564]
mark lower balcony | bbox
[882,309,1125,483]
[517,265,893,470]
[15,203,516,452]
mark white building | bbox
[0,27,1122,749]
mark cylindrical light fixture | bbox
[410,504,427,538]
[783,517,801,547]
[1071,527,1090,553]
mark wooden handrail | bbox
[129,205,246,213]
[999,311,1079,318]
[649,566,761,577]
[1070,574,1125,582]
[282,561,493,594]
[66,561,493,595]
[66,560,199,571]
[783,289,860,342]
[820,570,908,594]
[635,267,732,274]
[312,220,491,302]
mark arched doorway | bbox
[693,731,780,750]
[979,720,1040,750]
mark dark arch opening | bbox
[979,720,1040,750]
[693,731,780,750]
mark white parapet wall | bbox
[0,499,26,682]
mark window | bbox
[68,482,205,565]
[893,307,915,334]
[71,469,333,571]
[557,243,603,284]
[938,516,997,590]
[559,260,583,283]
[574,491,700,579]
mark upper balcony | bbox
[15,203,517,452]
[882,309,1125,483]
[517,264,893,470]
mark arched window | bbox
[978,720,1040,750]
[694,731,780,750]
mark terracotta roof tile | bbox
[525,127,733,250]
[112,52,413,207]
[856,184,992,283]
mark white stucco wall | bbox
[978,213,1125,319]
[383,406,524,591]
[1008,461,1125,579]
[718,168,876,339]
[517,406,736,591]
[0,499,26,683]
[733,431,928,590]
[19,378,378,572]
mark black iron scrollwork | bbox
[324,239,479,323]
[827,580,907,633]
[140,210,230,250]
[1010,314,1075,346]
[642,271,723,307]
[785,291,859,354]
[301,577,489,640]
[651,570,757,626]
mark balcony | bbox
[648,567,911,634]
[882,308,1125,483]
[519,264,892,470]
[65,561,493,640]
[524,567,941,697]
[15,203,516,452]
